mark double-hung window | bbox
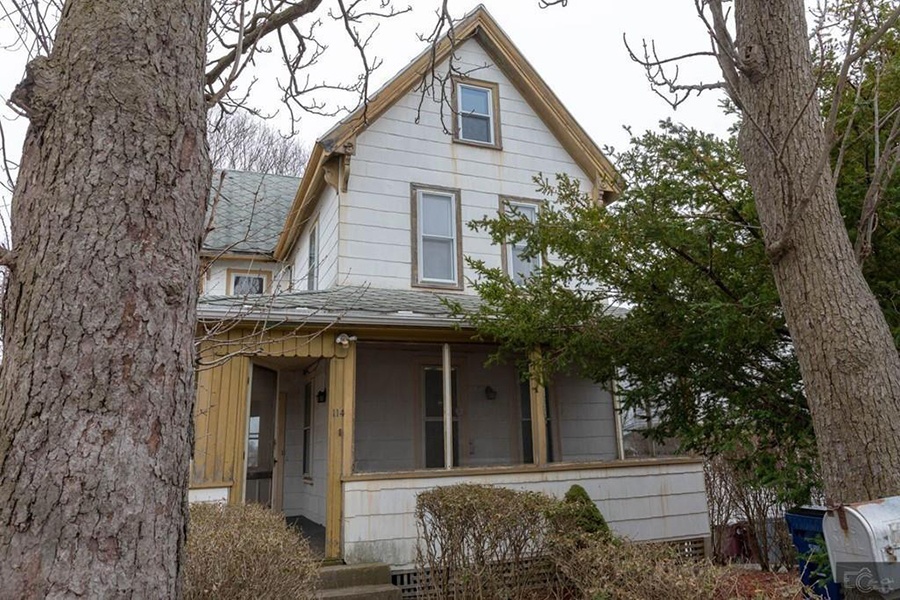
[504,200,541,284]
[413,186,462,288]
[454,79,501,148]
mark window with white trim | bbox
[453,78,500,150]
[307,220,318,291]
[505,201,541,284]
[458,84,494,144]
[414,187,460,287]
[228,269,271,295]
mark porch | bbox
[189,325,710,568]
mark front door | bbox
[245,364,278,507]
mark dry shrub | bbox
[185,502,319,600]
[551,533,724,600]
[415,484,557,599]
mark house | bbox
[190,5,711,575]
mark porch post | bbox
[325,344,346,560]
[442,343,453,469]
[529,348,548,466]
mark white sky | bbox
[0,0,743,216]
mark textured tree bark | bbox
[734,0,900,504]
[0,0,209,597]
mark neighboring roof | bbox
[273,4,626,261]
[198,286,482,328]
[204,170,301,255]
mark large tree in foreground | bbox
[0,0,403,594]
[620,0,900,504]
[721,0,900,504]
[0,1,209,595]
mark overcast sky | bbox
[0,1,747,213]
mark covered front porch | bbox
[343,339,708,568]
[189,321,709,568]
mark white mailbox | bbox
[823,496,900,598]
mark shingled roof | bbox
[204,170,301,255]
[198,285,481,327]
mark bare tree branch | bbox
[623,34,724,109]
[207,110,309,175]
[205,0,323,88]
[855,106,900,264]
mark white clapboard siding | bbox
[203,258,288,296]
[338,37,594,292]
[293,185,340,290]
[342,461,710,568]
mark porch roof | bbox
[197,286,482,328]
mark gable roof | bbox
[204,170,301,256]
[273,4,625,261]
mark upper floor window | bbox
[412,184,463,289]
[227,268,271,296]
[307,220,319,291]
[503,199,541,284]
[454,79,501,149]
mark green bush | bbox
[184,502,319,600]
[550,484,611,537]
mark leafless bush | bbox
[415,484,559,599]
[705,457,737,563]
[551,533,724,600]
[185,502,319,600]
[704,456,796,571]
[415,483,740,600]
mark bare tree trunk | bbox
[735,0,900,504]
[0,0,209,596]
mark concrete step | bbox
[316,583,401,600]
[318,563,392,590]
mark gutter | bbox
[196,304,474,330]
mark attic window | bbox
[227,269,272,296]
[454,79,501,149]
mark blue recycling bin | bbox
[784,507,842,600]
